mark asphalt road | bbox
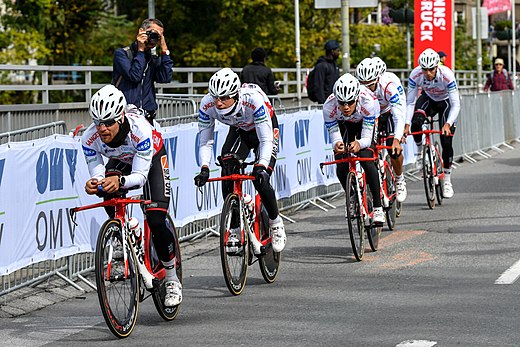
[1,142,520,347]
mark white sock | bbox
[161,258,178,282]
[396,174,404,182]
[444,168,452,183]
[269,215,281,226]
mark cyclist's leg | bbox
[437,100,457,197]
[144,144,181,305]
[410,94,432,146]
[384,112,407,201]
[335,121,350,191]
[220,126,250,198]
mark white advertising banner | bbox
[0,110,417,274]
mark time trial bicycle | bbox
[320,150,382,261]
[410,116,446,209]
[70,193,182,338]
[205,153,280,295]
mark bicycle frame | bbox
[70,197,161,287]
[375,144,397,205]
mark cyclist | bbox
[193,68,286,253]
[81,85,182,306]
[323,73,385,225]
[405,48,460,198]
[357,57,408,202]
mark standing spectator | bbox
[112,18,173,124]
[438,51,447,65]
[484,58,514,91]
[308,40,341,104]
[240,47,278,96]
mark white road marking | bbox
[396,340,437,347]
[495,258,520,284]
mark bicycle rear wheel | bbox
[150,213,182,321]
[219,193,249,295]
[346,172,365,261]
[422,145,436,209]
[95,219,139,338]
[434,142,444,205]
[258,203,281,283]
[383,159,397,230]
[366,182,382,252]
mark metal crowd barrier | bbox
[2,92,520,297]
[0,121,68,144]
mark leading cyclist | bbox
[81,85,182,307]
[406,48,461,198]
[323,73,385,225]
[193,68,286,253]
[356,57,408,203]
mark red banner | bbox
[483,0,511,15]
[414,0,454,68]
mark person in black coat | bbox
[312,40,341,104]
[240,48,279,96]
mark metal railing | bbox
[0,121,68,144]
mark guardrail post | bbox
[188,72,194,94]
[85,71,92,103]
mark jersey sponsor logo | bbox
[152,130,163,152]
[202,101,216,112]
[389,93,401,104]
[130,133,140,144]
[242,100,256,111]
[82,145,96,157]
[85,132,99,146]
[160,155,171,198]
[136,138,151,151]
[199,110,211,121]
[397,85,404,94]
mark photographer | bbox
[112,18,172,124]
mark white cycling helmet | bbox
[372,56,387,76]
[89,85,127,122]
[208,68,241,97]
[418,48,440,69]
[333,73,360,103]
[356,58,379,83]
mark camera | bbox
[146,31,160,45]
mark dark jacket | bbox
[112,41,173,112]
[240,62,278,95]
[313,56,340,104]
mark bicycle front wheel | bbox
[95,219,139,338]
[383,158,397,230]
[346,172,365,261]
[434,141,444,205]
[366,182,382,252]
[258,203,281,283]
[150,213,182,321]
[219,193,249,295]
[422,145,436,209]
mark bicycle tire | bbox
[395,200,402,218]
[383,158,397,230]
[150,213,182,321]
[366,182,382,251]
[346,171,365,261]
[95,219,139,338]
[258,203,281,283]
[219,193,249,295]
[422,145,436,209]
[434,141,444,205]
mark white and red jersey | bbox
[81,105,161,189]
[322,85,380,149]
[406,65,461,125]
[373,72,406,140]
[198,83,275,167]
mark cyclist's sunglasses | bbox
[422,67,437,72]
[361,80,377,87]
[338,99,356,107]
[94,118,118,127]
[213,95,236,102]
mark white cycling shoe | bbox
[396,180,407,202]
[372,207,385,226]
[443,181,454,198]
[164,279,182,307]
[270,219,286,253]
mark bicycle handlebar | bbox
[71,197,152,213]
[319,154,377,175]
[207,174,255,183]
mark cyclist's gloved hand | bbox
[194,166,210,187]
[253,164,269,187]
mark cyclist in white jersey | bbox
[81,85,182,307]
[193,68,286,253]
[322,73,385,225]
[406,48,461,198]
[357,57,408,202]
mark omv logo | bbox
[195,131,219,167]
[0,158,5,188]
[164,136,178,171]
[277,123,284,152]
[36,148,78,194]
[323,123,332,144]
[294,119,310,148]
[136,138,151,151]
